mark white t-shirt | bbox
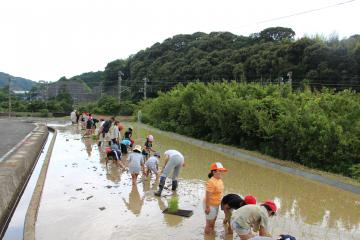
[164,150,184,159]
[145,156,159,170]
[231,205,269,232]
[70,111,76,122]
[111,126,120,139]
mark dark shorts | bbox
[107,150,121,160]
[120,144,128,154]
[142,150,149,157]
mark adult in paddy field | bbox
[70,110,77,124]
[154,149,185,196]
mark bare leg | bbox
[116,160,125,168]
[131,173,138,184]
[205,219,216,235]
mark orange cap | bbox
[210,162,227,172]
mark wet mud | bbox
[35,123,360,240]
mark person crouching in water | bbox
[222,194,257,234]
[105,142,125,168]
[120,138,132,154]
[127,145,145,185]
[204,162,227,235]
[145,152,160,178]
[154,149,185,196]
[231,200,277,240]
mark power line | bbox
[241,0,357,27]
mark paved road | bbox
[0,119,35,159]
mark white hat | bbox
[133,145,142,152]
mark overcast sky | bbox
[0,0,359,82]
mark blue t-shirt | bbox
[121,139,131,146]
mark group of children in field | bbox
[79,115,161,185]
[204,163,296,240]
[75,113,295,240]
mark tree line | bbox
[27,27,360,102]
[80,27,360,101]
[138,82,360,181]
[0,86,73,116]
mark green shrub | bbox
[350,164,360,181]
[139,82,360,179]
[119,101,137,116]
[97,96,120,115]
[39,109,49,117]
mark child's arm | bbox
[162,155,169,170]
[205,180,213,214]
[205,190,211,214]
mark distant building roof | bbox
[13,90,29,94]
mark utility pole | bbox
[287,71,293,87]
[143,77,148,100]
[118,70,124,103]
[8,77,11,118]
[45,82,48,107]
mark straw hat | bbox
[133,145,142,152]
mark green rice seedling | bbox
[168,196,179,213]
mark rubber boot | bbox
[171,180,178,191]
[155,176,166,196]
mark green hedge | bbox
[139,82,360,179]
[77,97,136,116]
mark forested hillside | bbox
[0,72,37,91]
[69,71,104,89]
[97,27,360,100]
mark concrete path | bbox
[0,119,35,161]
[0,124,48,235]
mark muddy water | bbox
[35,123,360,240]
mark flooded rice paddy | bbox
[35,123,360,240]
